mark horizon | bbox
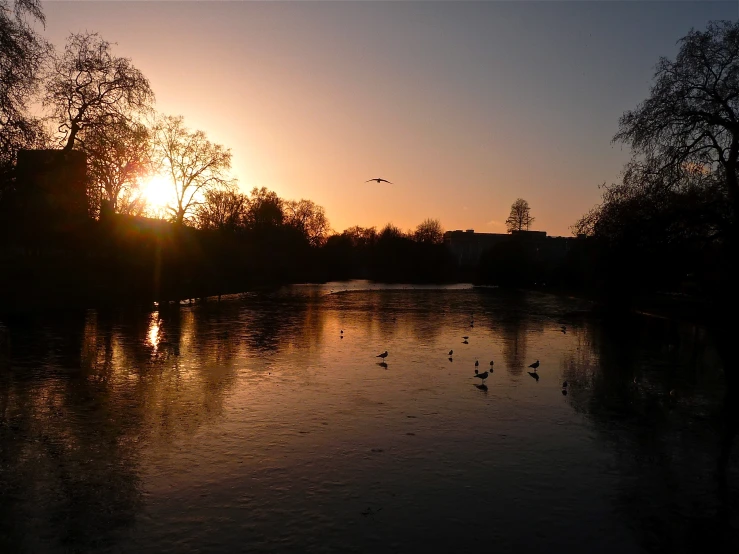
[39,1,738,235]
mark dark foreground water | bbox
[1,283,737,553]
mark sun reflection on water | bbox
[147,312,161,352]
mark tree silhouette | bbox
[0,0,48,183]
[505,198,534,232]
[83,119,152,217]
[614,21,739,244]
[44,32,154,153]
[414,218,444,244]
[284,199,331,247]
[152,115,234,225]
[195,189,247,232]
[243,187,283,231]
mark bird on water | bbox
[474,370,489,383]
[366,178,392,184]
[529,360,540,371]
[377,350,388,360]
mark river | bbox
[0,282,736,552]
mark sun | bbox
[140,174,174,215]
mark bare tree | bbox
[505,198,534,232]
[414,218,444,244]
[614,21,739,240]
[44,32,154,152]
[284,199,331,246]
[83,119,152,217]
[152,115,234,225]
[195,189,248,231]
[0,0,49,179]
[243,186,283,231]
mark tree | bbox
[44,32,154,152]
[0,0,49,185]
[284,199,331,247]
[613,21,739,243]
[585,22,739,474]
[505,198,534,232]
[152,115,234,225]
[83,119,152,217]
[414,218,444,244]
[195,189,248,231]
[243,187,283,231]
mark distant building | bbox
[443,228,575,267]
[14,149,89,228]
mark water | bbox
[1,282,737,553]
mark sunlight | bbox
[140,173,174,215]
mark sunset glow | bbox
[140,174,174,216]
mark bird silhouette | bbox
[475,360,479,368]
[376,350,388,360]
[529,360,540,371]
[562,381,568,388]
[462,336,469,340]
[448,349,453,356]
[366,178,392,184]
[474,369,489,383]
[489,360,494,367]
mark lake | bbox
[1,282,736,553]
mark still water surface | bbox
[1,282,736,553]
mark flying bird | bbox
[366,178,392,184]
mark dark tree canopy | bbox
[243,187,283,231]
[614,21,739,233]
[84,119,152,217]
[44,32,154,152]
[284,199,330,247]
[195,189,248,232]
[505,198,534,232]
[0,0,49,178]
[414,218,444,244]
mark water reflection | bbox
[0,284,735,553]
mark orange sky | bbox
[41,1,737,236]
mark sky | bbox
[41,1,739,236]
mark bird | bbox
[341,329,343,334]
[561,326,567,333]
[462,336,469,340]
[489,360,494,367]
[366,178,392,184]
[448,349,453,356]
[562,381,568,388]
[529,360,540,371]
[475,360,479,368]
[474,370,489,382]
[376,350,388,360]
[528,372,540,381]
